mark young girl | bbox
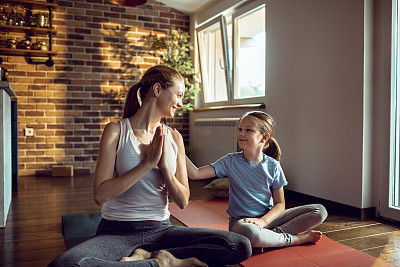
[48,65,251,267]
[186,111,328,250]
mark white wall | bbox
[191,0,373,209]
[264,0,366,208]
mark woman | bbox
[48,65,252,267]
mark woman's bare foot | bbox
[292,230,322,245]
[154,250,208,267]
[119,248,152,262]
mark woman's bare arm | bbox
[159,129,190,209]
[93,122,160,206]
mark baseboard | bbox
[285,190,376,220]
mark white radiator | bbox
[190,118,240,166]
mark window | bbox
[197,15,230,105]
[233,3,265,103]
[196,1,265,106]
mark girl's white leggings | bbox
[229,204,328,248]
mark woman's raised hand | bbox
[145,126,164,168]
[157,125,169,170]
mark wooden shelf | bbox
[0,24,56,34]
[0,47,56,57]
[2,0,57,10]
[0,0,57,65]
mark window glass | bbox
[227,22,233,73]
[197,17,229,103]
[233,6,265,100]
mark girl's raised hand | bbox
[145,126,164,168]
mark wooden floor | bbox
[2,175,400,266]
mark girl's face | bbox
[237,116,268,151]
[158,77,184,118]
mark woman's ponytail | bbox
[263,137,281,161]
[123,83,141,119]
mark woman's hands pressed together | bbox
[157,125,169,169]
[145,125,166,169]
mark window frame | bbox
[196,15,231,107]
[231,1,266,105]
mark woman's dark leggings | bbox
[48,218,252,267]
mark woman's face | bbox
[158,77,185,118]
[237,116,267,151]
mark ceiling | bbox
[156,0,219,14]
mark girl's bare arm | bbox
[260,187,285,226]
[185,156,216,180]
[244,187,285,228]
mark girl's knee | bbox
[231,222,261,247]
[242,229,261,247]
[314,204,328,223]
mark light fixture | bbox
[108,0,146,7]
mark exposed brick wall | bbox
[1,0,190,176]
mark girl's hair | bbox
[123,65,183,118]
[240,111,281,161]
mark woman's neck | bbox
[130,102,161,133]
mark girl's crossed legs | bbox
[229,204,328,248]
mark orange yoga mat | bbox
[169,199,395,267]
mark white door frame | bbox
[379,0,400,221]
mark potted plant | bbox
[151,28,200,116]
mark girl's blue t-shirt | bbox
[211,151,287,219]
